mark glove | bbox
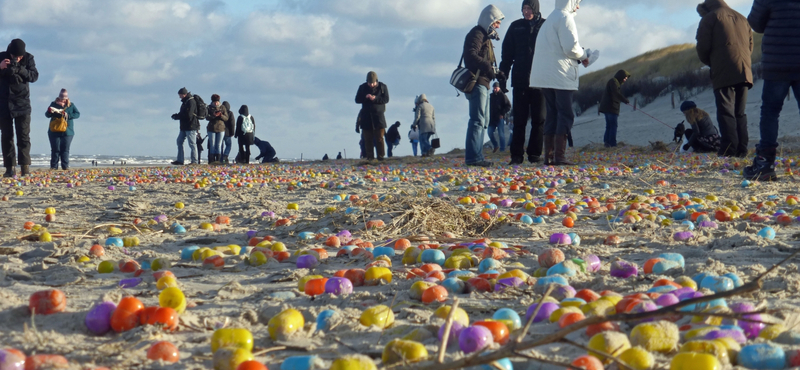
[355,125,360,134]
[171,114,179,120]
[683,144,690,151]
[499,79,509,93]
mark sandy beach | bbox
[2,147,800,370]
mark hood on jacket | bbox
[555,0,581,13]
[222,101,231,112]
[239,105,249,115]
[614,70,631,83]
[418,93,427,103]
[697,0,726,16]
[254,137,263,146]
[522,0,541,15]
[478,4,505,36]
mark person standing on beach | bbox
[408,125,420,156]
[235,105,255,164]
[489,82,511,153]
[206,94,229,164]
[45,89,80,170]
[463,5,505,167]
[501,0,547,164]
[696,0,753,158]
[171,87,199,165]
[530,0,593,165]
[414,94,436,157]
[0,39,38,177]
[743,0,800,181]
[221,101,235,164]
[384,121,401,158]
[598,70,631,148]
[355,71,389,161]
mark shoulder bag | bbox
[450,55,480,96]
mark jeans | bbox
[758,79,800,149]
[511,87,546,159]
[465,84,489,164]
[603,113,619,147]
[411,139,419,156]
[0,114,31,168]
[420,133,433,155]
[714,83,749,156]
[489,119,507,151]
[542,89,575,135]
[48,132,73,169]
[176,130,198,164]
[222,136,232,157]
[207,131,223,155]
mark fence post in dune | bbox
[671,92,675,109]
[344,149,347,159]
[633,98,637,111]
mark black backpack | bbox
[193,95,207,121]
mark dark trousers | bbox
[238,142,251,162]
[714,83,749,156]
[510,87,546,159]
[362,129,385,159]
[48,132,74,169]
[603,113,619,147]
[758,79,800,150]
[0,113,31,168]
[542,89,574,135]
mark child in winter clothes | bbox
[680,101,721,153]
[234,105,255,164]
[253,137,278,163]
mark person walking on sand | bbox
[501,0,548,164]
[206,94,229,164]
[530,0,595,165]
[171,87,199,165]
[696,0,754,158]
[489,82,511,153]
[408,125,420,156]
[680,101,721,153]
[45,89,80,170]
[0,39,38,177]
[235,105,255,164]
[599,70,631,148]
[385,121,401,158]
[463,4,505,167]
[221,101,235,164]
[355,71,389,161]
[743,0,800,181]
[414,94,436,157]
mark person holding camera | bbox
[355,71,389,161]
[0,39,39,177]
[206,94,229,164]
[221,101,235,164]
[45,89,80,170]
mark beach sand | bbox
[1,147,800,370]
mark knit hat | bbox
[58,89,68,99]
[680,101,697,112]
[6,39,25,56]
[211,94,221,102]
[493,81,501,88]
[239,105,249,115]
[178,87,189,95]
[366,71,378,83]
[522,0,540,14]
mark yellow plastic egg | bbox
[680,340,729,365]
[498,269,529,280]
[200,222,214,231]
[588,331,631,363]
[212,347,254,370]
[39,232,52,242]
[549,306,582,323]
[270,242,287,252]
[619,346,655,370]
[44,207,56,214]
[211,328,254,353]
[330,355,377,370]
[758,324,785,340]
[156,275,179,290]
[287,203,299,210]
[670,352,721,370]
[175,202,185,209]
[630,321,679,353]
[365,267,392,285]
[409,281,437,300]
[158,287,187,314]
[433,305,469,327]
[382,339,428,364]
[675,276,698,289]
[298,275,324,292]
[360,305,395,329]
[268,308,305,340]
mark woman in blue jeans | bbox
[205,94,228,164]
[414,94,437,156]
[45,89,80,170]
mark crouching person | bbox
[680,101,720,154]
[253,137,278,163]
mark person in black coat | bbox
[234,105,255,164]
[598,70,631,148]
[171,87,199,165]
[489,82,511,152]
[355,71,389,160]
[0,39,39,177]
[221,101,236,164]
[500,0,547,164]
[384,121,401,157]
[253,137,278,163]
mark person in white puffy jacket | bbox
[530,0,591,165]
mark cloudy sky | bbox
[0,0,754,159]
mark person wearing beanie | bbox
[45,89,80,170]
[598,70,632,148]
[463,4,505,167]
[0,38,39,177]
[355,71,389,161]
[696,0,753,158]
[413,93,436,157]
[171,87,199,165]
[234,105,255,164]
[384,121,402,157]
[680,101,721,154]
[205,94,228,164]
[489,81,511,153]
[221,101,235,164]
[500,0,548,165]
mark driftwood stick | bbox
[517,285,554,343]
[437,298,460,364]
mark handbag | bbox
[431,134,440,149]
[49,115,67,133]
[450,55,480,95]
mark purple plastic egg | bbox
[0,349,25,370]
[118,277,143,288]
[296,254,319,269]
[551,285,577,301]
[610,260,638,278]
[671,287,696,297]
[438,321,464,344]
[704,329,747,344]
[729,302,765,338]
[655,294,680,307]
[494,277,525,293]
[423,277,440,284]
[85,301,117,335]
[246,230,258,239]
[549,233,572,245]
[629,301,658,318]
[678,291,704,301]
[107,186,115,191]
[698,221,718,229]
[458,325,493,353]
[324,277,353,295]
[584,254,602,272]
[673,231,694,241]
[526,302,559,323]
[500,199,513,207]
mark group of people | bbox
[170,88,277,165]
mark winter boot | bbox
[543,135,555,165]
[3,167,14,178]
[528,155,541,164]
[743,146,777,181]
[554,135,574,166]
[222,155,229,165]
[21,165,30,176]
[508,157,524,165]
